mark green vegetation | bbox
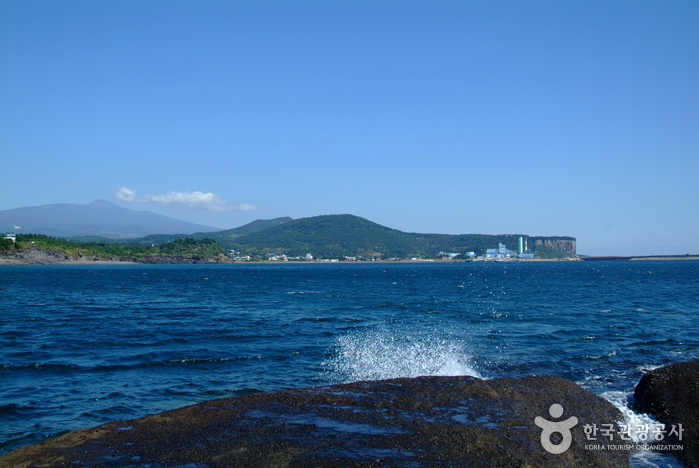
[4,234,226,262]
[0,237,15,253]
[154,237,226,257]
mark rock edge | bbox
[634,359,699,467]
[0,375,627,467]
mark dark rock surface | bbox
[121,254,227,264]
[0,249,226,265]
[634,359,699,467]
[0,248,68,264]
[0,375,627,467]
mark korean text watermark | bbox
[535,403,684,454]
[583,422,684,452]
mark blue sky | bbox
[1,1,697,256]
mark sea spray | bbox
[601,390,683,467]
[322,326,481,384]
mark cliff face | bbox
[532,238,577,256]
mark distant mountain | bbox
[0,200,223,239]
[133,217,294,245]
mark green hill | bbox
[228,215,576,259]
[232,214,420,259]
[209,217,293,244]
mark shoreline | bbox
[0,257,581,266]
[2,254,697,266]
[2,256,698,266]
[580,255,699,262]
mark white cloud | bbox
[115,186,138,202]
[147,191,229,211]
[238,203,258,212]
[115,187,256,212]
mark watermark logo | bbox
[534,404,685,454]
[583,422,684,452]
[535,403,578,454]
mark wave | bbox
[321,326,481,384]
[2,355,266,374]
[0,403,36,417]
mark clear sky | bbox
[2,1,697,256]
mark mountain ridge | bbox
[0,201,222,238]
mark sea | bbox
[1,261,697,466]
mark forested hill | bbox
[228,214,576,259]
[232,215,419,259]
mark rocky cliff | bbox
[0,248,228,265]
[532,237,577,257]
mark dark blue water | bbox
[1,261,697,464]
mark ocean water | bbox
[1,261,697,465]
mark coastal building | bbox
[438,252,461,259]
[266,253,288,261]
[3,234,16,242]
[482,244,513,260]
[516,237,534,258]
[498,243,510,257]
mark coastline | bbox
[0,257,577,266]
[0,259,140,266]
[2,256,697,266]
[2,248,697,267]
[580,255,699,262]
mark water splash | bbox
[601,391,683,467]
[602,391,661,443]
[322,327,481,384]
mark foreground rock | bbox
[634,359,699,467]
[1,375,627,467]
